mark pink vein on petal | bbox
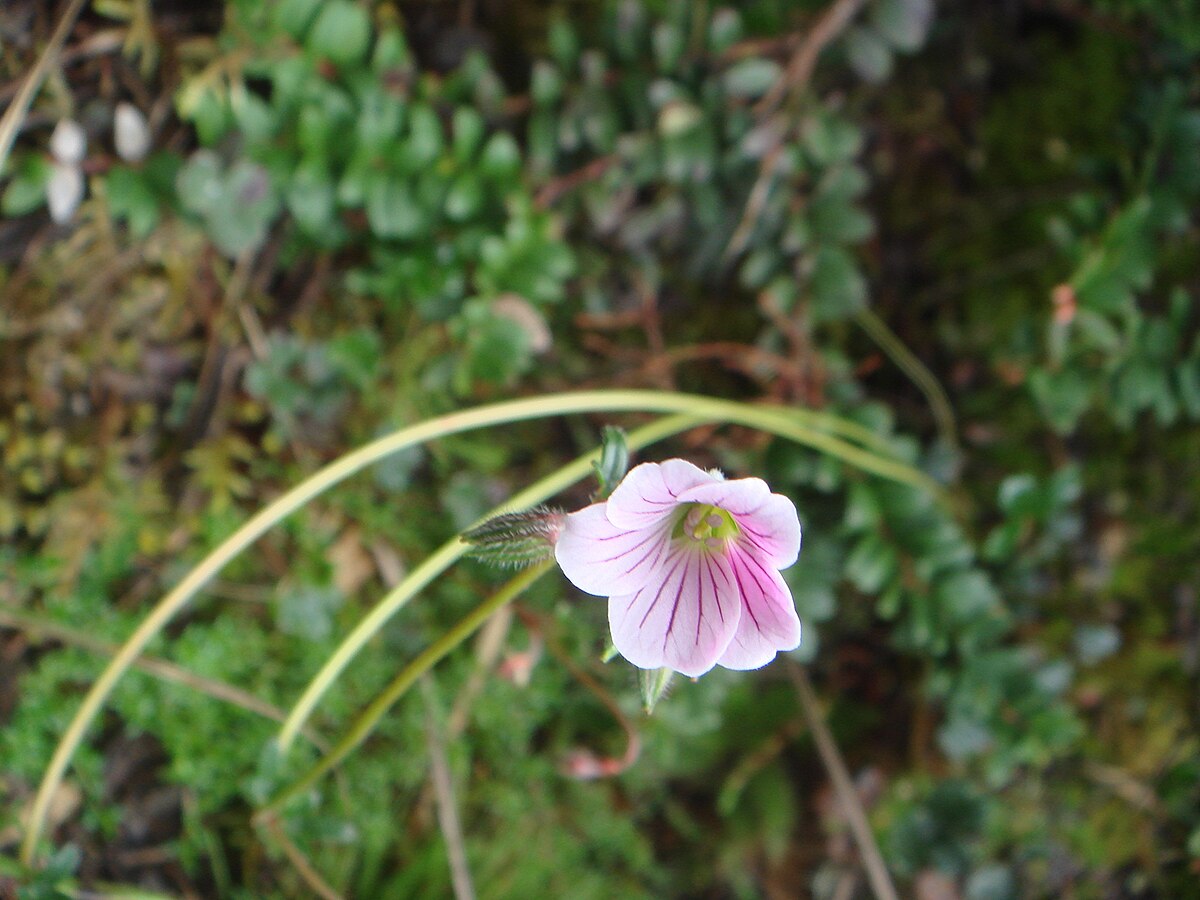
[640,546,686,629]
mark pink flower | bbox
[554,459,802,677]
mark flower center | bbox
[679,503,739,549]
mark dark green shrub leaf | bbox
[308,0,372,67]
[808,245,867,321]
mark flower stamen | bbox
[680,503,739,545]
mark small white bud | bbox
[49,119,87,165]
[46,163,84,223]
[114,102,151,162]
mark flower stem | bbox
[23,390,933,864]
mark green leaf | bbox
[938,714,993,760]
[803,114,864,166]
[372,26,412,72]
[308,0,372,67]
[784,536,841,622]
[271,0,323,40]
[591,426,630,499]
[1176,356,1200,418]
[547,16,580,70]
[207,159,280,257]
[871,0,934,53]
[739,247,782,290]
[652,22,685,72]
[1073,623,1120,665]
[277,583,342,641]
[444,172,484,221]
[479,132,522,180]
[639,667,674,714]
[808,193,874,243]
[846,26,894,83]
[844,532,897,594]
[722,59,781,99]
[366,174,426,239]
[530,60,564,106]
[405,104,444,168]
[935,570,1000,624]
[1,155,50,216]
[708,8,744,54]
[288,161,336,234]
[452,106,486,162]
[965,866,1017,900]
[175,150,225,217]
[808,245,867,322]
[1028,367,1093,434]
[457,300,532,385]
[326,329,382,388]
[105,166,160,237]
[357,87,405,153]
[231,90,276,143]
[188,88,230,145]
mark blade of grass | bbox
[25,390,934,864]
[264,417,705,809]
[275,400,939,752]
[854,308,958,450]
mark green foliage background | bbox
[2,0,1199,896]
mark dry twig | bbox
[0,0,90,173]
[789,662,899,900]
[726,0,870,260]
[421,677,477,900]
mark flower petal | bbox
[608,544,741,677]
[680,479,801,569]
[605,459,717,530]
[554,503,671,597]
[716,545,802,670]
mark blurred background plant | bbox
[2,0,1199,897]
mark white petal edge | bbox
[554,503,670,597]
[605,459,717,530]
[716,545,802,670]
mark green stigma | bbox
[678,503,739,547]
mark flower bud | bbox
[462,505,566,568]
[50,119,86,165]
[46,163,84,223]
[114,102,151,162]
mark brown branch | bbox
[534,154,619,209]
[789,663,899,900]
[754,0,871,118]
[420,677,477,900]
[0,0,90,172]
[726,0,869,261]
[258,812,345,900]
